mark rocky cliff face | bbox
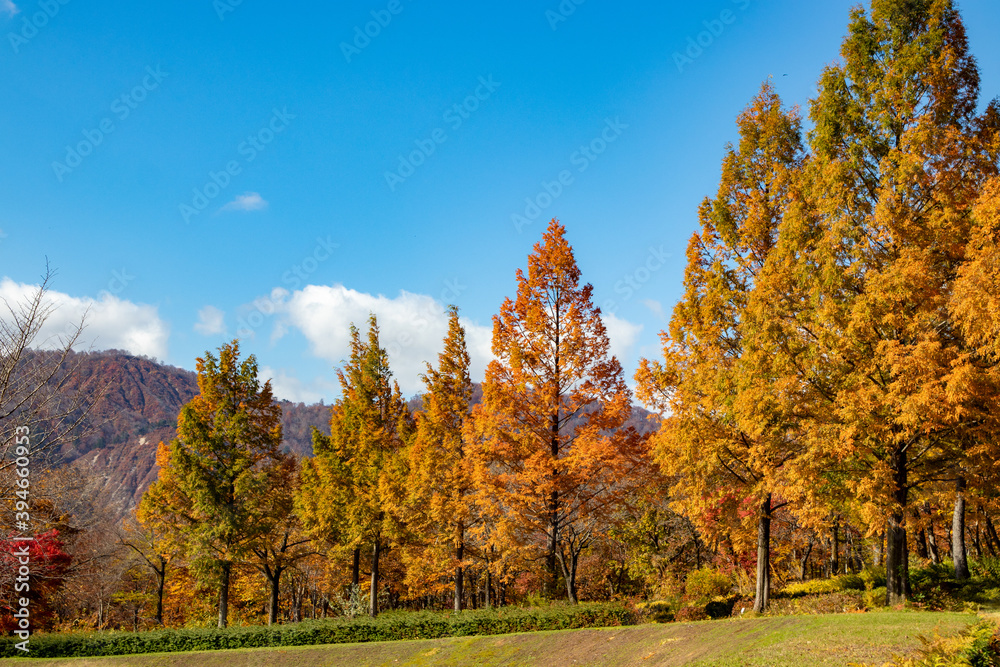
[35,350,329,516]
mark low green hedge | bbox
[0,603,634,659]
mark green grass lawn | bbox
[0,610,981,667]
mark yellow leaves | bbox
[952,177,1000,360]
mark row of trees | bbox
[6,0,1000,631]
[636,0,1000,609]
[138,220,654,626]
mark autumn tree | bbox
[250,456,310,626]
[406,306,475,610]
[471,219,647,603]
[0,266,95,495]
[0,529,71,632]
[635,82,805,613]
[138,341,289,628]
[748,0,999,603]
[118,516,170,626]
[303,316,411,617]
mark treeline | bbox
[131,220,658,628]
[634,0,1000,611]
[3,0,1000,633]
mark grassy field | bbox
[0,610,982,667]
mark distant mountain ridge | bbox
[30,349,331,515]
[28,350,657,517]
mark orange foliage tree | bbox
[300,316,412,617]
[470,219,649,603]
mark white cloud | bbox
[602,312,643,367]
[258,283,646,398]
[643,298,666,321]
[259,365,339,404]
[193,305,226,336]
[0,277,169,360]
[220,192,268,212]
[274,284,492,396]
[1,1,18,16]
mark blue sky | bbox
[2,0,999,402]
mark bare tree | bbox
[0,266,95,478]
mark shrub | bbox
[768,591,864,616]
[0,603,635,659]
[684,568,732,603]
[972,557,1000,584]
[675,606,709,622]
[705,597,737,619]
[864,587,888,608]
[866,619,1000,667]
[910,563,957,590]
[779,574,865,598]
[635,600,674,623]
[909,584,963,612]
[861,566,886,590]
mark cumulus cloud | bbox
[220,192,268,212]
[193,305,226,336]
[254,283,646,398]
[0,277,169,360]
[259,365,339,404]
[273,284,492,396]
[602,312,643,368]
[1,1,17,16]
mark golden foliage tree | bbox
[471,219,647,603]
[635,82,805,613]
[742,0,999,602]
[300,316,411,617]
[406,306,476,610]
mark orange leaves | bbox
[471,219,649,597]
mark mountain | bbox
[28,350,658,518]
[25,350,329,516]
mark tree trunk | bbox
[218,561,231,629]
[753,494,771,613]
[915,527,929,559]
[972,513,983,559]
[885,448,909,605]
[561,549,579,604]
[925,502,940,565]
[831,518,840,577]
[455,536,464,612]
[984,514,1000,558]
[485,564,492,609]
[885,515,909,604]
[799,535,813,581]
[155,559,166,625]
[293,579,304,622]
[352,547,360,588]
[953,477,970,581]
[548,352,561,600]
[267,565,283,626]
[370,539,381,617]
